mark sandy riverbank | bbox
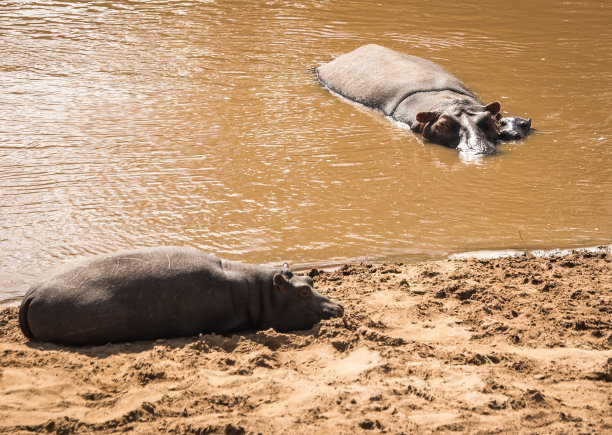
[1,248,611,433]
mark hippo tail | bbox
[18,295,34,339]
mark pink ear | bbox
[416,112,437,123]
[273,274,289,292]
[485,102,501,116]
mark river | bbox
[1,0,611,299]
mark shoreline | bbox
[1,247,610,433]
[3,244,610,307]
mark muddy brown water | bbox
[1,1,611,299]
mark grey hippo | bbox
[499,116,532,141]
[316,44,531,157]
[19,246,344,345]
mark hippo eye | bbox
[298,287,312,299]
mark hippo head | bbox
[498,116,532,141]
[266,264,344,332]
[416,101,501,156]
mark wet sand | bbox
[1,248,611,433]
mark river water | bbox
[1,0,611,299]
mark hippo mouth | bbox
[455,130,498,157]
[499,130,526,141]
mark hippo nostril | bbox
[321,303,344,319]
[335,304,345,317]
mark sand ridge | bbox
[1,249,611,433]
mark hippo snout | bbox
[499,117,532,141]
[499,130,523,141]
[458,134,497,156]
[457,114,498,156]
[321,302,344,320]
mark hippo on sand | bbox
[316,44,531,157]
[19,247,344,345]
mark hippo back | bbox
[316,44,473,116]
[20,247,261,344]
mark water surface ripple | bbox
[1,0,611,298]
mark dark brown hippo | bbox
[19,247,343,345]
[316,44,531,157]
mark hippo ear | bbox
[495,113,502,121]
[281,262,293,278]
[273,273,290,292]
[485,102,501,116]
[416,112,437,123]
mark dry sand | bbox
[1,248,611,434]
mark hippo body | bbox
[316,44,525,157]
[19,246,343,345]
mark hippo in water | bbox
[19,246,344,345]
[316,44,531,157]
[499,116,532,141]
